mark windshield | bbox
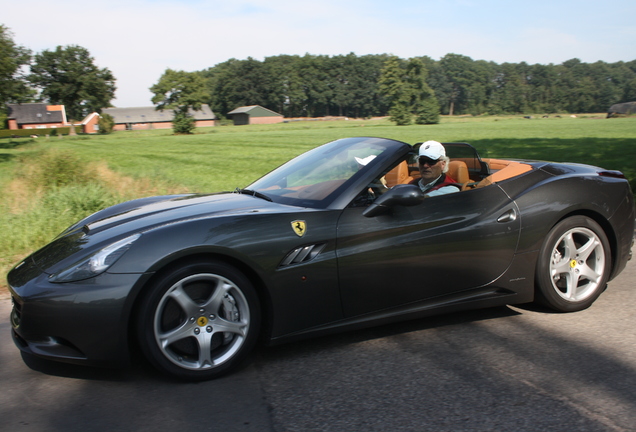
[247,137,406,208]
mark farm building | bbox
[6,103,68,130]
[6,103,100,134]
[102,105,217,131]
[227,105,283,125]
[607,101,636,118]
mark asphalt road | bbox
[1,259,635,432]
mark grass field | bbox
[1,114,635,290]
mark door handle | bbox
[497,209,517,223]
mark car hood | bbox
[24,192,294,276]
[76,192,284,235]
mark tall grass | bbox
[0,149,188,286]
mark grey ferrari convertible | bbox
[8,137,634,380]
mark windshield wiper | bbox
[235,188,273,202]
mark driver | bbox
[411,141,461,197]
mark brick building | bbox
[6,103,100,134]
[102,105,217,131]
[7,103,68,130]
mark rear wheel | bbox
[137,260,260,380]
[535,216,611,312]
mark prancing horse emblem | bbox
[291,220,307,237]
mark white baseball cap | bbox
[418,141,446,160]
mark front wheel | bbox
[535,216,611,312]
[137,260,260,380]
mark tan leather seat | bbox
[385,161,414,187]
[476,159,532,188]
[448,160,469,184]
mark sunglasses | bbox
[418,157,440,166]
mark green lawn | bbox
[3,114,634,192]
[1,114,635,289]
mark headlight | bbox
[49,234,141,283]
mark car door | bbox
[336,184,521,317]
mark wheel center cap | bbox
[197,316,208,327]
[569,259,577,269]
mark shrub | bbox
[415,99,441,125]
[17,149,96,190]
[0,127,72,138]
[98,113,115,134]
[388,102,413,126]
[172,110,195,134]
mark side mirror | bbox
[362,184,425,217]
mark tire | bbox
[535,216,611,312]
[137,260,260,381]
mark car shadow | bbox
[257,305,521,363]
[17,305,520,382]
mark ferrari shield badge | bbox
[291,220,307,237]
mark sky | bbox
[4,0,636,108]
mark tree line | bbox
[2,23,636,130]
[201,53,636,119]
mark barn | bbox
[6,103,68,130]
[102,105,217,131]
[6,103,100,134]
[227,105,284,125]
[607,101,636,118]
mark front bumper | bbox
[8,263,147,368]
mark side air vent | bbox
[279,244,326,268]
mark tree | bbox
[98,113,115,134]
[29,45,116,120]
[0,25,34,106]
[263,55,305,117]
[203,58,271,117]
[379,56,411,125]
[297,54,333,117]
[406,58,440,124]
[200,53,634,119]
[439,54,482,115]
[171,110,195,134]
[379,56,439,125]
[150,68,210,134]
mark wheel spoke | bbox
[195,333,214,367]
[576,236,599,261]
[562,232,577,260]
[159,322,194,348]
[201,281,232,313]
[551,258,571,276]
[213,317,248,337]
[562,273,579,299]
[166,282,200,316]
[579,263,602,284]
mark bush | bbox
[17,149,96,190]
[388,102,413,126]
[98,113,115,134]
[42,184,116,218]
[415,99,441,125]
[172,110,195,134]
[0,127,72,138]
[0,184,118,258]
